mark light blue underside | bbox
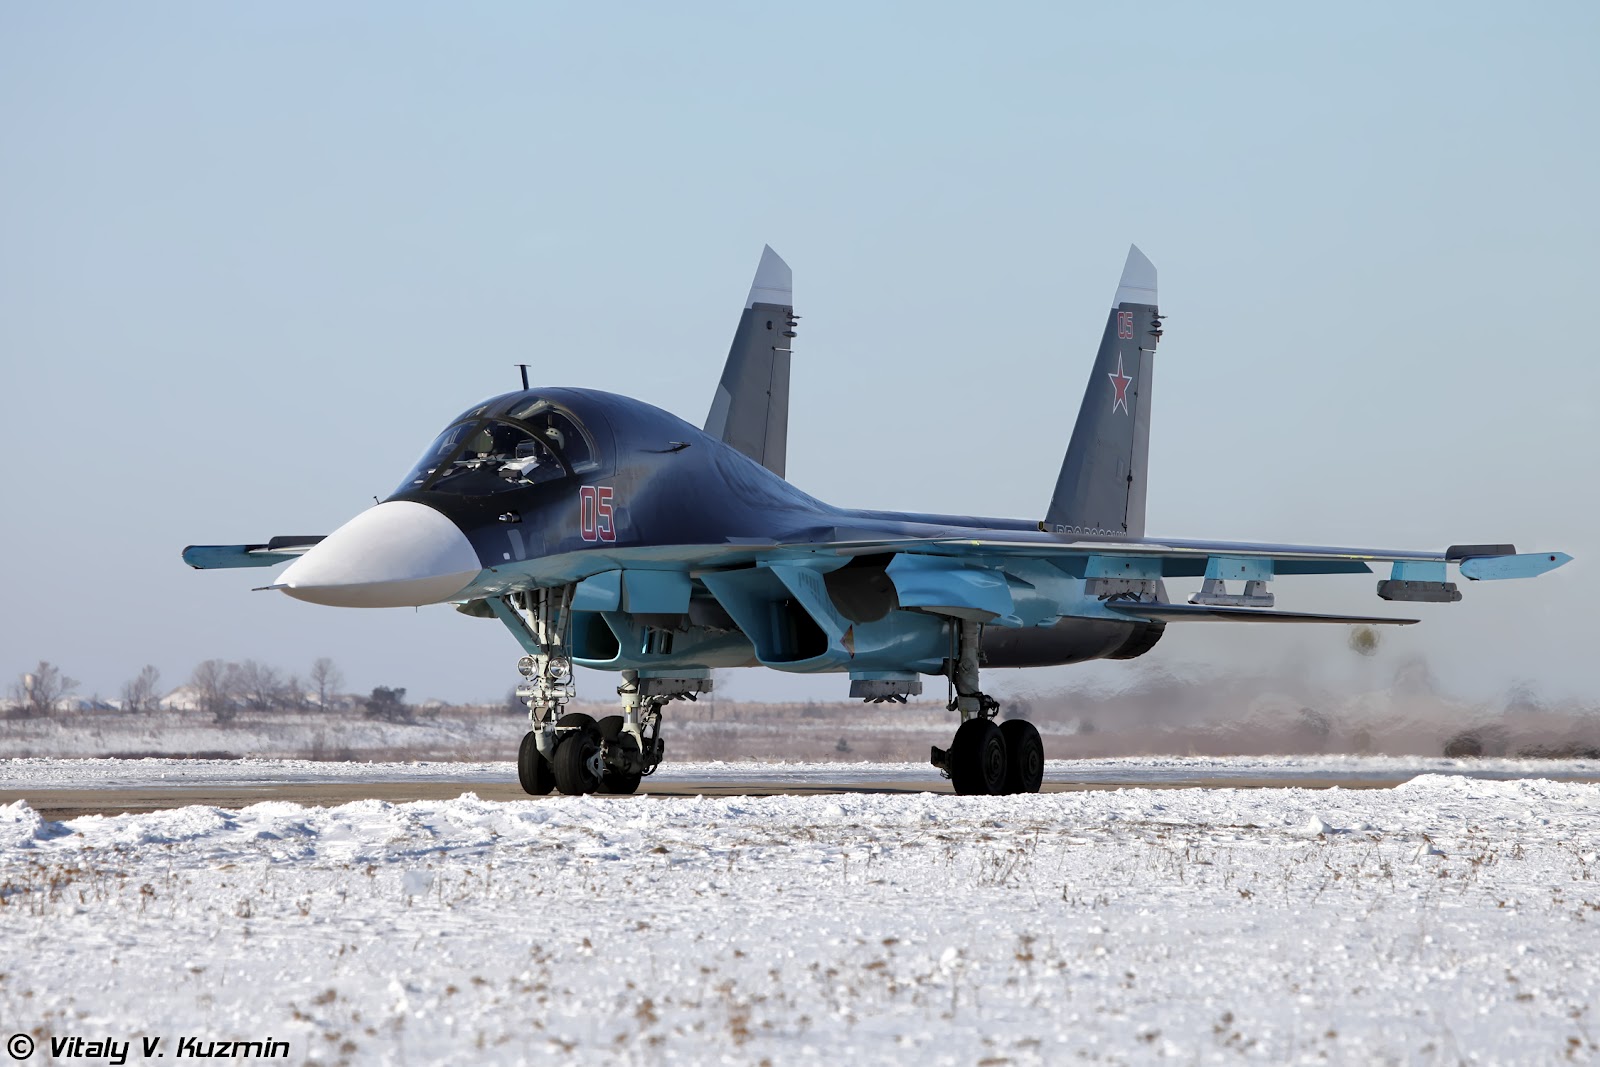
[1460,552,1574,580]
[1391,560,1448,583]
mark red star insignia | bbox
[1108,353,1133,414]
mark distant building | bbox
[159,686,203,712]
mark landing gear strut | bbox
[538,671,704,796]
[499,586,578,796]
[496,585,705,798]
[929,618,1045,795]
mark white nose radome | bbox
[277,501,481,608]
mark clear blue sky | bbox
[2,2,1595,706]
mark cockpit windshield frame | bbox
[392,397,600,498]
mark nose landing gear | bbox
[500,581,703,799]
[498,586,603,796]
[533,673,702,795]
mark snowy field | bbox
[6,752,1600,789]
[2,764,1598,1064]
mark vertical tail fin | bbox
[704,245,797,478]
[1043,245,1161,539]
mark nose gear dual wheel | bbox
[505,585,584,795]
[595,715,644,795]
[553,712,602,795]
[518,731,555,796]
[511,650,704,797]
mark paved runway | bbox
[9,759,1600,820]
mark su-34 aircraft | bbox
[185,246,1571,796]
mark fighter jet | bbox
[184,246,1572,796]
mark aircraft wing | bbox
[755,531,1572,625]
[182,536,325,569]
[795,533,1570,577]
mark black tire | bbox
[948,718,1007,796]
[599,768,643,795]
[517,731,555,796]
[999,718,1044,795]
[553,725,601,796]
[593,716,642,794]
[557,712,598,731]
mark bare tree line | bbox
[5,657,349,722]
[188,657,347,721]
[6,661,80,718]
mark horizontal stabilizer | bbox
[182,537,324,570]
[1106,603,1418,625]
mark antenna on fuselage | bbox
[515,364,530,390]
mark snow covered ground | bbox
[2,764,1598,1064]
[6,752,1600,789]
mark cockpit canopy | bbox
[394,395,599,497]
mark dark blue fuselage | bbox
[392,388,1040,564]
[389,388,1153,677]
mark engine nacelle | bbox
[981,617,1164,668]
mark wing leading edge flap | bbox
[1105,603,1418,625]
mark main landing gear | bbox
[929,619,1045,795]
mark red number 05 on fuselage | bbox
[579,485,615,542]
